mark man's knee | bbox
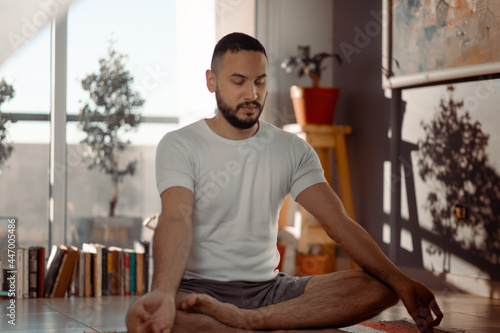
[332,270,399,305]
[378,283,399,307]
[306,269,399,306]
[357,271,399,306]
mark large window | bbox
[66,0,176,237]
[0,25,51,249]
[65,0,216,246]
[0,0,217,249]
[66,0,180,146]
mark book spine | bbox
[84,252,92,297]
[94,251,101,297]
[130,252,136,295]
[91,253,96,297]
[28,248,38,298]
[46,248,67,297]
[23,249,29,298]
[124,252,131,296]
[73,252,80,297]
[16,248,23,298]
[111,251,120,295]
[66,249,78,297]
[101,248,108,296]
[50,251,69,297]
[119,252,124,295]
[76,252,85,297]
[37,247,45,298]
[135,252,144,296]
[143,241,150,293]
[1,248,9,293]
[44,245,61,297]
[106,251,113,296]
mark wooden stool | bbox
[283,124,358,269]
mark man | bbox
[126,32,443,333]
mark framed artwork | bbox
[382,0,500,88]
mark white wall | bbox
[176,0,217,126]
[0,0,75,65]
[215,0,255,40]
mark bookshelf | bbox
[0,241,151,299]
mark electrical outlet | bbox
[454,204,469,220]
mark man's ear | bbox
[206,69,216,93]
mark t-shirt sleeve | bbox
[289,135,327,200]
[155,132,196,196]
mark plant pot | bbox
[295,252,329,277]
[71,216,143,249]
[290,86,340,125]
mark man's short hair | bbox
[211,32,267,74]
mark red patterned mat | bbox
[341,320,466,333]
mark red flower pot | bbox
[290,86,340,125]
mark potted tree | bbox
[76,42,145,248]
[281,46,342,125]
[0,78,15,173]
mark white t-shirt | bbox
[156,119,326,282]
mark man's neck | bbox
[205,114,259,140]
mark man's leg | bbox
[174,291,344,332]
[181,269,399,330]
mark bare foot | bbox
[180,293,254,328]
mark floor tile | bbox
[1,328,96,333]
[2,291,500,332]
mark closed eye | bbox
[255,78,267,85]
[232,79,245,86]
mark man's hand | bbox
[126,290,176,333]
[398,279,444,333]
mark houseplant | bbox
[281,45,342,125]
[75,42,145,249]
[78,42,145,218]
[0,78,15,172]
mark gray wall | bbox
[256,0,335,127]
[333,1,391,250]
[332,1,500,295]
[255,0,391,253]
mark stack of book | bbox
[0,240,150,298]
[1,246,45,298]
[73,241,151,297]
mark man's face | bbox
[211,50,268,129]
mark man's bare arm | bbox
[152,186,194,295]
[296,182,443,332]
[126,186,194,333]
[296,182,403,284]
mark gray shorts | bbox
[178,272,312,309]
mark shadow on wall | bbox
[417,85,500,283]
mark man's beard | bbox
[215,88,266,130]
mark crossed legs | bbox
[172,269,399,332]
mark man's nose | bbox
[243,82,258,101]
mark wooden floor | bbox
[1,290,499,332]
